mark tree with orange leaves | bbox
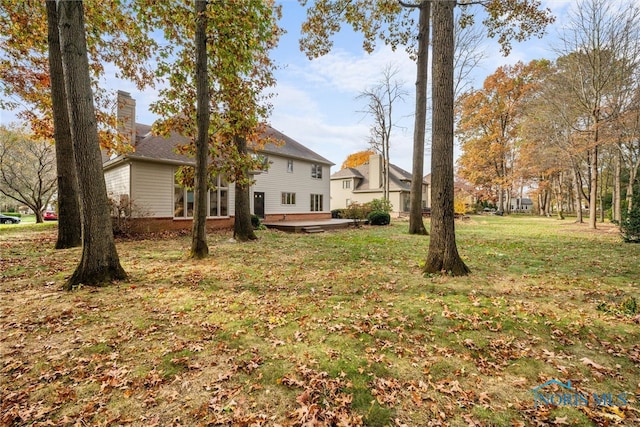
[457,60,550,212]
[341,150,375,169]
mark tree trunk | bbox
[57,0,126,289]
[384,133,390,203]
[46,0,82,249]
[408,1,429,235]
[555,173,564,220]
[614,145,621,222]
[190,0,209,259]
[627,168,637,212]
[423,0,469,276]
[589,146,598,229]
[233,134,257,241]
[573,165,583,223]
[599,158,609,223]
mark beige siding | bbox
[130,161,237,218]
[251,155,330,215]
[228,183,236,217]
[130,162,175,217]
[104,163,130,199]
[330,178,356,210]
[423,185,431,208]
[107,156,326,219]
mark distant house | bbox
[453,177,478,212]
[103,91,334,233]
[330,154,430,216]
[510,197,534,212]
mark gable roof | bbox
[104,124,333,169]
[330,159,421,192]
[260,127,333,165]
[330,167,364,179]
[516,198,534,205]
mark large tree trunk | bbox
[57,0,126,289]
[46,0,82,249]
[408,1,429,235]
[423,0,469,276]
[614,145,621,222]
[233,134,257,242]
[190,0,209,259]
[384,128,390,202]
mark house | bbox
[103,91,334,233]
[510,197,534,213]
[453,177,478,212]
[330,154,430,216]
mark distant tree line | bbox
[456,0,640,229]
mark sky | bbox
[0,0,574,174]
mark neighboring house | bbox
[330,154,430,216]
[510,197,534,212]
[453,177,478,212]
[103,91,334,232]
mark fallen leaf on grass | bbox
[511,377,528,387]
[580,357,614,378]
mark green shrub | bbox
[251,215,262,229]
[368,211,390,226]
[620,201,640,243]
[345,203,368,225]
[331,209,346,219]
[367,198,393,214]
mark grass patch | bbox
[160,349,196,379]
[1,216,638,425]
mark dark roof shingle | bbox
[330,159,419,192]
[105,124,334,167]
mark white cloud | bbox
[269,83,323,119]
[270,43,421,172]
[287,45,415,95]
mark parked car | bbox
[0,214,21,224]
[43,211,58,221]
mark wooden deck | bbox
[262,219,354,233]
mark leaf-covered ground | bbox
[1,216,638,426]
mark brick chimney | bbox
[369,154,382,189]
[117,90,136,146]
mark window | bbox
[310,194,323,212]
[342,179,351,189]
[174,172,228,218]
[174,175,194,218]
[287,159,294,173]
[311,164,323,179]
[208,176,228,217]
[281,192,296,205]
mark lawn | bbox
[1,216,638,426]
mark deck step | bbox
[302,226,325,233]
